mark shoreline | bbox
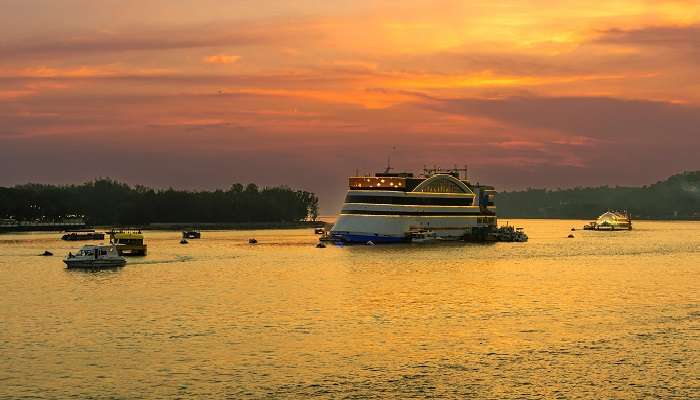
[145,221,327,231]
[0,220,327,234]
[4,217,700,234]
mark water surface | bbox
[1,220,698,398]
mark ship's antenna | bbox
[385,147,396,173]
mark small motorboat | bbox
[314,228,325,235]
[409,229,438,243]
[514,228,528,242]
[63,244,126,268]
[182,230,201,239]
[249,238,258,244]
[180,239,189,244]
[493,225,529,242]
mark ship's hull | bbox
[330,213,495,243]
[331,232,408,244]
[63,259,126,268]
[115,244,147,256]
[595,224,632,231]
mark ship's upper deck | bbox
[348,169,494,194]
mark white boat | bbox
[330,167,498,243]
[592,211,632,231]
[63,244,127,268]
[490,225,528,242]
[409,229,438,243]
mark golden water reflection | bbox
[0,220,698,398]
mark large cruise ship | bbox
[330,167,497,243]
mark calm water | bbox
[0,220,698,399]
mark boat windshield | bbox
[116,238,143,245]
[80,248,108,256]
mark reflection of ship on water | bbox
[329,166,500,243]
[583,211,632,231]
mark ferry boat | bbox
[329,167,497,243]
[584,210,632,231]
[108,229,148,255]
[63,244,126,268]
[61,229,105,241]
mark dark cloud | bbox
[596,24,700,47]
[595,24,700,62]
[432,95,700,141]
[427,95,700,184]
[0,22,311,59]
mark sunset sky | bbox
[2,0,700,211]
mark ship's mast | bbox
[384,147,396,174]
[384,154,393,173]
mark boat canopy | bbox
[77,244,117,255]
[597,211,627,224]
[412,174,473,194]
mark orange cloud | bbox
[204,55,241,64]
[0,90,36,100]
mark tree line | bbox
[497,171,700,220]
[0,179,319,226]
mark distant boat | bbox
[182,230,201,239]
[61,230,105,241]
[409,229,438,243]
[584,210,632,231]
[491,225,528,242]
[63,244,126,268]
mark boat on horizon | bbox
[583,210,632,231]
[329,166,498,243]
[182,230,201,239]
[409,229,438,243]
[61,229,105,241]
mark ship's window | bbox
[345,194,473,206]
